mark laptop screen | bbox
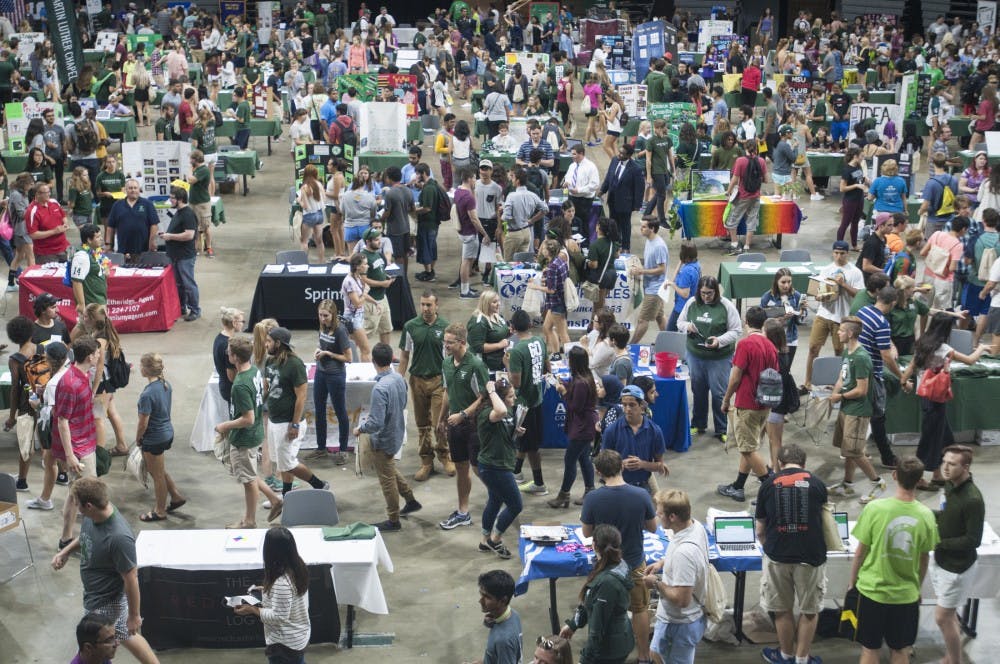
[715,517,755,544]
[834,512,849,540]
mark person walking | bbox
[548,347,598,508]
[506,309,549,497]
[398,291,454,481]
[73,304,129,457]
[724,139,769,255]
[527,239,570,362]
[601,144,643,253]
[467,290,510,374]
[629,219,670,345]
[135,353,186,523]
[310,300,352,465]
[642,119,674,227]
[755,444,828,664]
[161,186,200,322]
[25,340,70,512]
[356,342,421,531]
[560,524,636,663]
[340,252,372,361]
[476,377,524,559]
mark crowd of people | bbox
[4,2,1000,664]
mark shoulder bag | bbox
[582,247,613,302]
[916,359,953,403]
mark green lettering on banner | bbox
[45,0,84,89]
[335,73,378,102]
[647,102,697,145]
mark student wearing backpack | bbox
[724,140,769,256]
[717,306,778,502]
[5,316,37,492]
[72,304,129,458]
[64,102,100,196]
[919,152,960,238]
[753,443,829,664]
[966,208,1000,345]
[922,216,969,310]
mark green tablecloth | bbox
[479,151,517,170]
[622,117,641,140]
[885,357,1000,433]
[215,118,282,139]
[2,151,28,173]
[217,90,233,110]
[863,196,922,225]
[471,88,485,114]
[102,117,138,142]
[807,152,846,178]
[915,115,972,137]
[724,92,767,111]
[958,150,1000,168]
[188,63,203,85]
[357,151,409,171]
[84,49,107,64]
[717,261,816,300]
[221,150,259,177]
[408,119,422,143]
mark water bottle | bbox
[939,488,947,511]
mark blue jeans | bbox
[234,128,250,150]
[667,308,682,332]
[313,369,348,451]
[687,353,731,434]
[651,616,706,664]
[0,236,13,265]
[479,465,522,536]
[560,438,595,494]
[171,257,200,315]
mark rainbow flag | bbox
[677,199,803,238]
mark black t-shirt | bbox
[165,206,198,260]
[829,92,851,119]
[857,233,886,271]
[754,467,828,566]
[841,164,866,202]
[213,333,235,402]
[317,324,351,374]
[581,484,655,569]
[32,320,70,347]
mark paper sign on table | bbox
[262,264,285,274]
[307,266,328,275]
[330,262,350,275]
[737,262,761,270]
[789,265,813,274]
[287,264,308,273]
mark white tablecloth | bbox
[136,528,393,615]
[190,362,399,453]
[493,267,634,331]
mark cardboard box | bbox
[807,276,839,298]
[0,501,19,534]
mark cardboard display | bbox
[360,102,407,154]
[5,102,64,154]
[121,141,192,197]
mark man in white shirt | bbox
[802,240,865,390]
[564,144,600,226]
[373,6,396,29]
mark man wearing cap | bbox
[802,241,865,391]
[398,291,454,481]
[600,385,668,493]
[723,139,769,255]
[919,152,960,238]
[263,326,329,523]
[31,292,70,348]
[857,212,892,280]
[70,224,108,320]
[360,227,395,347]
[473,160,503,283]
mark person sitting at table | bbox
[104,92,133,117]
[491,121,518,153]
[105,179,158,263]
[25,146,54,190]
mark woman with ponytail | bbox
[136,352,186,521]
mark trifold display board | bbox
[360,102,408,154]
[504,51,549,86]
[121,141,192,198]
[293,143,355,191]
[376,73,418,118]
[5,102,64,153]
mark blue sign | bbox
[632,21,665,84]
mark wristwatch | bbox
[289,423,300,430]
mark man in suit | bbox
[600,143,645,252]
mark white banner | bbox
[849,103,904,143]
[257,1,273,46]
[697,20,733,52]
[121,141,192,198]
[359,101,408,153]
[94,30,118,53]
[12,32,44,65]
[979,1,997,33]
[494,268,635,331]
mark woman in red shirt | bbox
[740,61,762,109]
[971,84,998,150]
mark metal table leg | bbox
[267,136,273,155]
[958,598,979,637]
[346,604,355,648]
[732,571,751,643]
[548,578,561,635]
[243,174,249,196]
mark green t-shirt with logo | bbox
[70,248,107,305]
[647,134,673,176]
[508,335,547,407]
[236,100,251,129]
[467,314,510,371]
[69,186,94,217]
[477,407,516,470]
[684,301,735,360]
[264,354,308,423]
[192,123,217,156]
[853,497,939,604]
[190,164,211,205]
[229,367,264,447]
[400,315,449,377]
[361,247,388,300]
[441,351,488,413]
[838,345,873,417]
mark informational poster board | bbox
[915,73,933,119]
[127,34,162,53]
[376,73,418,118]
[849,103,904,143]
[335,73,377,102]
[256,1,273,45]
[985,131,1000,156]
[507,118,530,148]
[220,0,245,22]
[632,21,664,83]
[711,35,748,71]
[12,33,45,64]
[5,102,63,153]
[360,102,407,153]
[503,52,549,86]
[529,2,558,25]
[293,142,354,190]
[580,18,621,52]
[618,84,648,118]
[979,1,997,32]
[691,170,731,199]
[898,73,919,118]
[122,141,192,198]
[697,20,732,52]
[874,151,914,191]
[94,30,118,52]
[785,76,812,112]
[602,34,631,71]
[251,83,268,118]
[647,102,697,146]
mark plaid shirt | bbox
[947,217,983,280]
[51,364,97,461]
[543,255,569,310]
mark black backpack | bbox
[106,348,131,390]
[742,156,763,194]
[74,120,99,154]
[433,180,452,222]
[525,166,546,199]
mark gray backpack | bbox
[756,367,784,408]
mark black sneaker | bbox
[56,472,69,486]
[15,478,28,492]
[448,278,461,289]
[424,270,436,282]
[459,290,479,299]
[483,538,512,559]
[400,499,423,515]
[716,483,746,502]
[373,519,402,532]
[415,272,430,281]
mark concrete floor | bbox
[2,110,1000,663]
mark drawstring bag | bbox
[916,361,953,403]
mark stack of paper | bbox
[262,264,285,274]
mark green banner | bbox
[335,74,377,102]
[46,0,85,90]
[647,102,697,145]
[127,34,162,52]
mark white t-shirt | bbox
[816,261,865,323]
[655,520,709,624]
[989,257,1000,308]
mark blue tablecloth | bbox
[515,524,761,596]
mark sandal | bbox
[109,448,129,457]
[140,511,167,522]
[167,499,187,513]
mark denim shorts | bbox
[301,210,324,227]
[345,224,368,242]
[651,616,706,664]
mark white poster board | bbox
[121,141,192,198]
[618,84,648,118]
[849,103,904,142]
[979,1,997,33]
[507,118,530,148]
[95,31,118,53]
[359,102,407,153]
[697,20,733,52]
[985,131,1000,156]
[12,33,45,64]
[503,51,549,86]
[256,1,273,45]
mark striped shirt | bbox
[857,305,891,378]
[502,186,547,231]
[260,574,311,651]
[51,364,98,461]
[543,256,569,310]
[515,139,554,165]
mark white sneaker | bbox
[810,193,825,201]
[859,477,887,504]
[26,497,54,510]
[829,482,855,497]
[262,499,272,509]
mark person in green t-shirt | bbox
[186,149,214,256]
[95,155,125,223]
[505,309,548,494]
[360,228,395,345]
[68,167,94,227]
[467,291,511,372]
[227,86,252,149]
[642,119,675,225]
[214,334,281,529]
[849,455,939,661]
[414,164,440,281]
[398,292,453,480]
[438,322,489,530]
[263,326,329,521]
[242,55,261,88]
[829,316,885,502]
[888,278,930,356]
[70,224,107,313]
[849,272,889,315]
[155,104,176,142]
[476,377,523,559]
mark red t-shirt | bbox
[178,100,195,134]
[51,364,98,461]
[732,156,767,199]
[454,186,477,236]
[24,200,69,256]
[732,332,778,410]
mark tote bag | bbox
[916,362,953,403]
[924,235,958,276]
[564,276,580,311]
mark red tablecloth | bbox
[18,265,182,333]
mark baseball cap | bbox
[874,212,892,227]
[479,159,493,169]
[363,227,381,241]
[621,385,645,402]
[33,292,59,314]
[664,52,673,61]
[268,326,295,349]
[832,240,851,251]
[778,124,794,135]
[44,341,68,364]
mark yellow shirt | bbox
[95,121,109,160]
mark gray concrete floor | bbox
[2,111,1000,663]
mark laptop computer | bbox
[834,512,852,550]
[714,516,758,556]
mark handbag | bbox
[580,94,592,114]
[839,586,861,640]
[0,208,12,241]
[925,236,959,276]
[522,284,543,317]
[916,362,953,403]
[15,413,35,462]
[478,239,497,265]
[821,502,845,552]
[564,276,580,311]
[582,247,614,302]
[124,444,149,489]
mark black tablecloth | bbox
[248,265,416,330]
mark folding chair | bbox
[281,489,340,527]
[800,356,843,442]
[0,474,34,582]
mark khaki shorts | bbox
[229,445,259,484]
[629,563,651,613]
[363,298,392,339]
[69,451,97,481]
[760,555,827,614]
[832,412,869,459]
[266,419,306,472]
[193,202,212,231]
[808,316,843,355]
[732,407,768,453]
[931,559,976,609]
[638,292,665,322]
